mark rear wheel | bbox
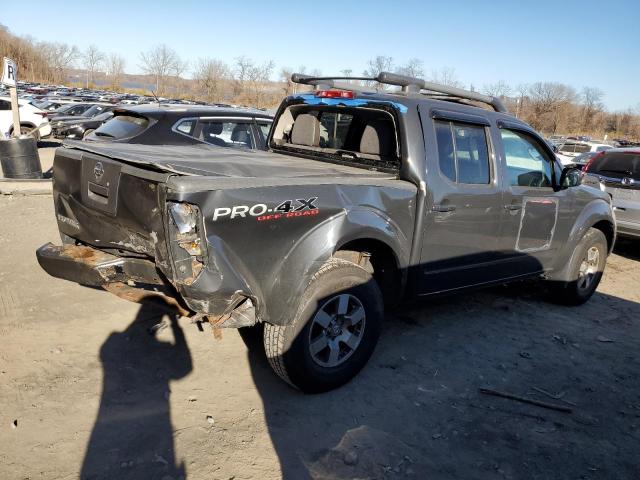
[550,228,607,305]
[263,258,383,393]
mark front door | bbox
[497,126,568,272]
[418,112,507,294]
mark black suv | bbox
[85,105,274,149]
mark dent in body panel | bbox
[172,181,416,323]
[516,197,559,253]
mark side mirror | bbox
[559,166,582,188]
[551,144,559,153]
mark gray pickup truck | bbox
[37,72,615,392]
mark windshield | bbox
[92,112,114,121]
[83,105,110,117]
[54,104,74,113]
[591,152,640,180]
[93,114,149,139]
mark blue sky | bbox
[4,0,639,110]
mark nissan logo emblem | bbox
[93,162,104,180]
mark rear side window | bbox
[500,129,553,188]
[590,152,640,180]
[93,115,149,139]
[435,120,490,184]
[559,143,590,154]
[174,119,255,149]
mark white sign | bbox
[2,57,17,87]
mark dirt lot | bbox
[1,195,639,480]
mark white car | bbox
[0,96,52,139]
[555,140,612,166]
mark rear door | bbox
[418,109,507,294]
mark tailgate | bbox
[53,146,175,276]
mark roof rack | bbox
[291,71,507,113]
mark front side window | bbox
[500,129,553,188]
[435,120,490,184]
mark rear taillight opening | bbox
[315,90,354,99]
[36,111,48,118]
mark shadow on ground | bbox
[247,283,640,479]
[613,238,640,261]
[78,283,640,479]
[81,300,192,480]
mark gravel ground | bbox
[0,195,639,480]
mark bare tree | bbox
[280,67,295,95]
[429,67,462,88]
[232,56,275,104]
[396,58,424,78]
[363,55,394,78]
[83,45,105,87]
[362,55,394,88]
[42,42,79,83]
[232,55,254,97]
[340,69,353,77]
[482,81,511,98]
[526,82,576,132]
[580,86,604,132]
[106,53,126,90]
[195,58,230,102]
[139,44,181,95]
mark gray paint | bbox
[40,90,615,325]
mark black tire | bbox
[263,258,383,393]
[16,125,40,141]
[83,129,95,139]
[550,227,607,305]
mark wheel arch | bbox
[335,237,405,307]
[591,219,615,254]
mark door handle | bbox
[504,204,522,211]
[432,204,456,213]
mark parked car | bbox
[48,103,94,121]
[0,96,51,139]
[555,141,612,165]
[582,148,639,238]
[570,151,600,169]
[49,104,113,129]
[53,111,115,139]
[86,104,273,148]
[36,72,614,392]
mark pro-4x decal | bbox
[212,197,319,222]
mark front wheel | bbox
[550,227,607,305]
[263,258,383,393]
[17,125,40,141]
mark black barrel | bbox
[0,136,42,179]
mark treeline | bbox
[1,24,639,139]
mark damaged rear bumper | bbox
[35,242,256,327]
